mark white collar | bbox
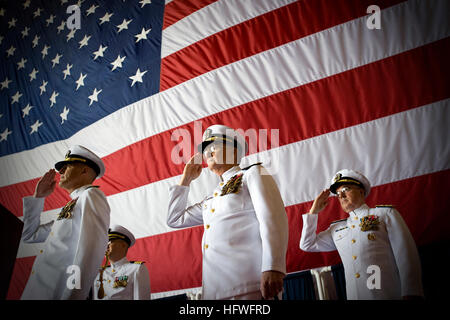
[110,256,129,269]
[69,184,93,199]
[350,203,370,218]
[220,165,241,182]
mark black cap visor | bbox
[108,231,131,247]
[330,178,364,194]
[55,154,100,176]
[197,136,240,153]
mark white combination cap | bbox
[108,224,136,247]
[198,124,248,161]
[329,169,371,197]
[54,145,105,178]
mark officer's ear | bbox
[81,165,97,183]
[358,187,366,198]
[122,241,131,251]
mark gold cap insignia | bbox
[203,129,212,141]
[333,173,342,183]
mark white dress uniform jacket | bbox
[300,204,423,299]
[21,185,110,300]
[92,257,151,300]
[167,165,289,299]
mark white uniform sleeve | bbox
[299,213,337,252]
[21,196,54,243]
[245,165,289,274]
[61,187,110,300]
[167,185,204,228]
[384,208,424,297]
[133,263,151,300]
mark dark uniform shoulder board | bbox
[330,218,347,224]
[86,185,100,190]
[130,261,144,264]
[375,204,394,208]
[242,162,262,171]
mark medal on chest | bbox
[57,197,78,220]
[113,275,128,288]
[220,173,243,196]
[367,233,376,241]
[359,215,380,231]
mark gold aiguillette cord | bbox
[97,252,109,299]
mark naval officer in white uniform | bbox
[300,169,424,299]
[167,125,289,300]
[92,224,151,300]
[21,145,110,299]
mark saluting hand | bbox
[179,153,203,186]
[308,189,330,214]
[34,169,57,198]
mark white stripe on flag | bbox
[161,0,297,58]
[1,0,448,187]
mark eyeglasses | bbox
[336,186,353,198]
[203,143,223,159]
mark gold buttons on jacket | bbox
[351,239,356,244]
[39,250,43,254]
[205,224,210,229]
[354,216,358,220]
[214,192,218,197]
[351,225,355,229]
[355,273,360,278]
[219,182,224,186]
[204,244,209,249]
[352,255,357,260]
[210,208,215,213]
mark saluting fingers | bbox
[41,169,55,182]
[187,152,202,165]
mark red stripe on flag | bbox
[6,256,35,300]
[128,226,204,294]
[160,0,405,91]
[1,37,448,217]
[9,169,447,297]
[163,0,218,30]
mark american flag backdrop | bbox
[1,0,449,299]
